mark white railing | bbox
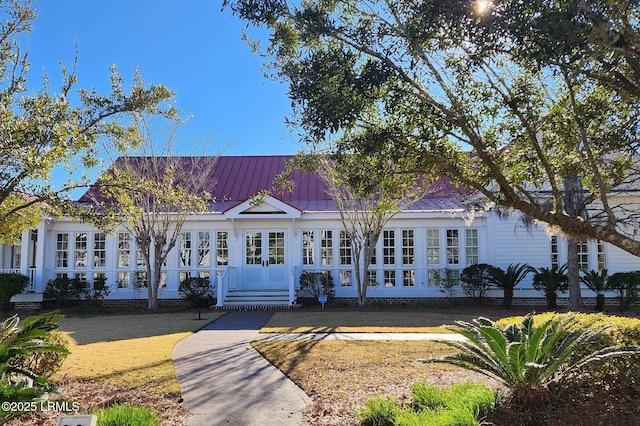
[0,268,36,292]
[289,266,299,305]
[27,268,36,291]
[216,267,230,307]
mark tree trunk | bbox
[566,238,583,310]
[146,262,159,311]
[546,289,557,309]
[503,287,514,309]
[595,294,605,311]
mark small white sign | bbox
[56,414,97,426]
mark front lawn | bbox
[260,306,534,333]
[58,311,224,395]
[251,339,495,425]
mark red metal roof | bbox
[79,155,467,213]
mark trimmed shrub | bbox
[0,273,29,309]
[608,271,640,311]
[94,404,161,426]
[178,277,214,309]
[460,264,494,303]
[44,277,87,306]
[299,271,335,301]
[85,276,111,306]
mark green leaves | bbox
[0,311,68,421]
[0,3,175,242]
[226,0,640,259]
[423,313,640,414]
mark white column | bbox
[19,230,30,275]
[33,220,49,292]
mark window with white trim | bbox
[551,236,559,268]
[466,229,478,265]
[577,240,589,271]
[446,229,459,265]
[117,271,130,288]
[402,230,414,265]
[340,270,352,286]
[403,270,415,287]
[302,230,314,265]
[383,230,395,265]
[597,241,606,270]
[427,229,440,265]
[93,232,106,268]
[339,231,351,265]
[117,233,131,268]
[56,233,69,268]
[198,231,210,267]
[75,233,87,268]
[320,230,333,265]
[217,231,229,266]
[367,270,377,286]
[136,244,146,268]
[180,232,192,267]
[384,269,396,287]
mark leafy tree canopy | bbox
[0,1,175,242]
[226,0,640,257]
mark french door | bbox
[243,230,287,289]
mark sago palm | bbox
[0,312,68,421]
[422,313,640,416]
[581,269,610,311]
[532,265,569,308]
[488,263,533,309]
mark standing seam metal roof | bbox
[79,155,468,213]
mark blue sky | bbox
[26,0,299,159]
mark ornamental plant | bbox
[422,313,640,423]
[178,277,214,309]
[487,263,532,309]
[460,263,494,304]
[0,312,69,421]
[581,269,612,311]
[0,273,29,310]
[532,265,569,308]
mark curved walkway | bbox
[173,311,464,426]
[173,311,312,426]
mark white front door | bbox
[243,230,288,289]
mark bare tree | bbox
[315,155,432,306]
[88,114,218,310]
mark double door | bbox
[243,230,287,289]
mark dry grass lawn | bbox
[252,339,497,425]
[58,311,224,395]
[261,307,533,333]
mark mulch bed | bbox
[6,375,190,426]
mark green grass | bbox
[358,382,495,426]
[58,311,224,395]
[94,404,161,426]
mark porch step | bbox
[220,289,295,308]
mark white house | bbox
[4,155,640,309]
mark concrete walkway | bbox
[173,311,312,426]
[173,311,465,426]
[255,331,466,342]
